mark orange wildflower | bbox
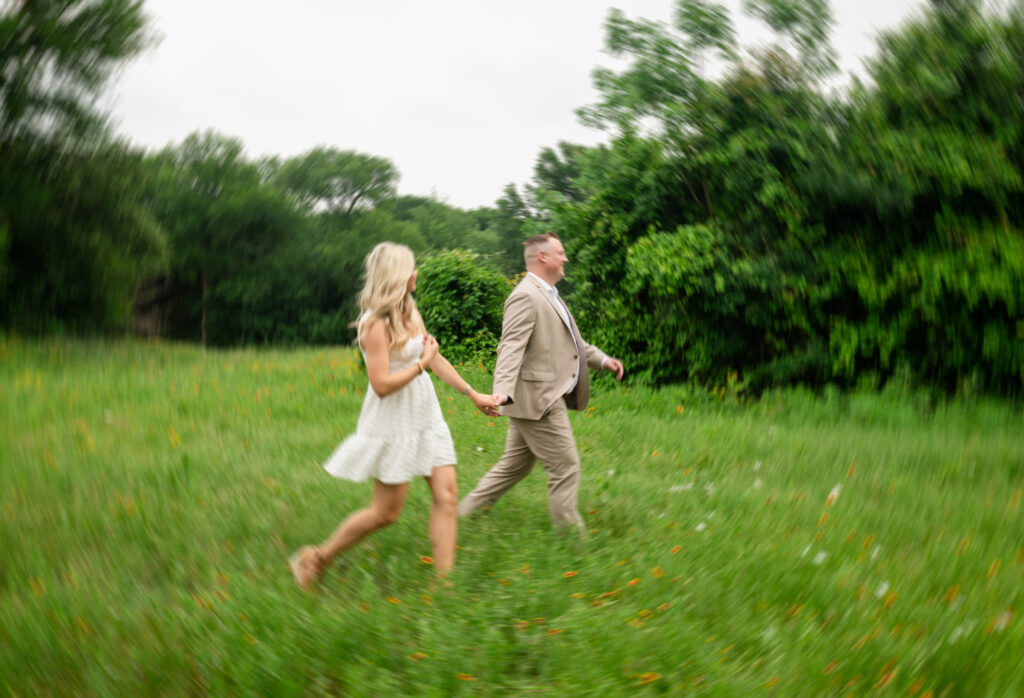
[670,545,682,554]
[455,673,476,681]
[628,578,640,587]
[419,555,434,565]
[635,672,661,686]
[409,652,428,661]
[563,570,578,577]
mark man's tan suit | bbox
[457,273,608,528]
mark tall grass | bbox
[2,336,1021,695]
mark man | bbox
[457,232,624,531]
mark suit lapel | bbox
[527,275,573,337]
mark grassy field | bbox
[1,336,1022,696]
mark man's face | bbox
[539,239,568,282]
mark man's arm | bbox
[492,291,535,404]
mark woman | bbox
[289,242,500,589]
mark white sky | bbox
[108,0,925,209]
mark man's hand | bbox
[604,357,625,381]
[494,393,510,405]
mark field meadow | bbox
[1,336,1022,696]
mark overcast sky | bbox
[108,0,925,210]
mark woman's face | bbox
[406,267,418,293]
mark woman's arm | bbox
[427,352,501,416]
[362,319,436,397]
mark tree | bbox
[272,147,398,216]
[0,0,151,142]
[145,131,304,345]
[0,0,163,332]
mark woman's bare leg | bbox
[319,480,409,563]
[424,465,458,576]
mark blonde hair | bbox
[523,232,560,266]
[356,242,422,349]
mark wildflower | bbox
[657,603,671,612]
[419,556,434,565]
[386,596,401,604]
[563,571,578,578]
[546,628,563,635]
[652,566,663,579]
[694,522,707,532]
[628,578,640,587]
[635,672,661,685]
[813,551,827,565]
[408,652,428,661]
[670,545,682,554]
[455,673,476,681]
[826,484,841,506]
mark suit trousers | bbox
[457,398,583,529]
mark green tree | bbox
[273,147,398,216]
[0,0,163,332]
[146,131,305,345]
[0,0,151,142]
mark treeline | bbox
[2,0,1022,394]
[502,0,1024,394]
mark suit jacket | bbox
[493,274,608,420]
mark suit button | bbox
[572,373,576,379]
[573,354,578,359]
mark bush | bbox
[415,250,511,363]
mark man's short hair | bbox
[523,232,560,266]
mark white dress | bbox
[323,317,457,484]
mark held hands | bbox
[471,391,502,417]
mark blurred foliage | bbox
[0,0,161,333]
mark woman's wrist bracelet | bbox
[461,384,472,396]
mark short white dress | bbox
[323,315,457,484]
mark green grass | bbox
[2,336,1022,696]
